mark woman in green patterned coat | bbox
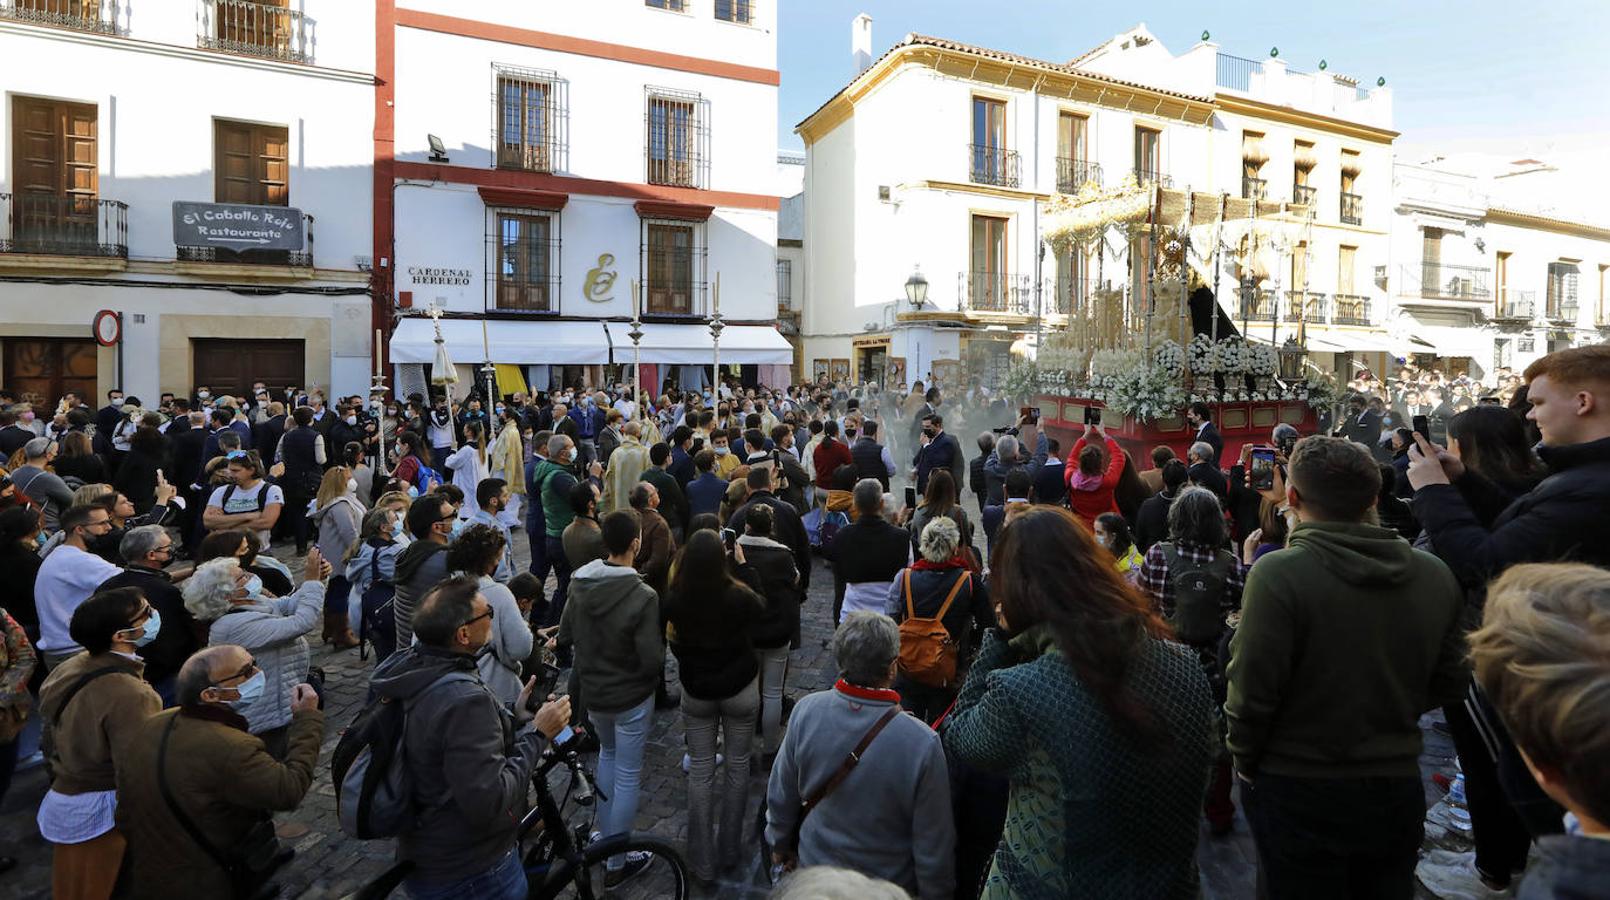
[942,506,1215,899]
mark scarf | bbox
[910,556,968,572]
[1070,469,1105,492]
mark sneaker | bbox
[604,851,655,887]
[1416,849,1513,899]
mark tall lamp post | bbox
[709,272,724,399]
[629,279,644,422]
[904,266,927,388]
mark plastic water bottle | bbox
[1447,774,1473,833]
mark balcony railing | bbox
[1,192,128,258]
[1237,287,1277,321]
[960,270,1034,315]
[1340,191,1363,225]
[1494,288,1535,320]
[1050,275,1091,315]
[1332,293,1371,325]
[0,0,118,33]
[1242,176,1268,201]
[1546,301,1579,323]
[176,211,313,267]
[1285,290,1327,321]
[199,0,309,63]
[1133,168,1171,188]
[1293,184,1318,208]
[1055,158,1100,194]
[1409,262,1491,301]
[1216,53,1265,91]
[968,144,1020,189]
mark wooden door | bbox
[2,337,98,407]
[11,97,97,249]
[215,120,289,206]
[192,338,304,398]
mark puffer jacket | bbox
[311,494,364,565]
[344,537,403,623]
[205,581,324,734]
[736,535,801,649]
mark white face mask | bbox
[344,415,357,426]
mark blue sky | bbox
[777,1,1610,157]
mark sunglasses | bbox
[226,450,250,461]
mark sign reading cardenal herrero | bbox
[172,201,305,251]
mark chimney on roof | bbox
[852,13,873,76]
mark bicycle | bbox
[519,729,690,899]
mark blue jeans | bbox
[404,848,525,900]
[542,535,572,629]
[588,693,654,871]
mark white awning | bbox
[389,317,613,365]
[1308,332,1414,355]
[604,322,793,365]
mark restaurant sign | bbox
[172,201,305,251]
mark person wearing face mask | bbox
[327,403,368,459]
[532,435,602,628]
[114,644,323,899]
[391,495,457,649]
[184,548,329,759]
[568,393,606,469]
[344,507,405,660]
[708,431,741,481]
[95,389,125,440]
[310,467,364,650]
[0,506,45,638]
[37,586,164,900]
[0,406,38,458]
[371,576,572,898]
[96,526,201,706]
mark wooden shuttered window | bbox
[214,119,288,206]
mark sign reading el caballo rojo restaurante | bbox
[172,201,306,251]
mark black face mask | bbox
[922,428,936,439]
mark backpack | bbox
[218,483,270,514]
[1160,542,1236,645]
[896,569,971,688]
[358,547,397,662]
[332,670,476,840]
[412,464,443,494]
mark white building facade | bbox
[1390,159,1610,380]
[796,21,1398,390]
[0,0,376,404]
[380,0,787,398]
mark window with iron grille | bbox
[643,220,706,315]
[776,259,792,306]
[645,0,686,9]
[493,65,566,174]
[715,0,752,24]
[493,211,560,313]
[645,87,708,189]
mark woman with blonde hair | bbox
[309,466,362,649]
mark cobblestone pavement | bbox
[0,524,1464,900]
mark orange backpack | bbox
[897,569,971,688]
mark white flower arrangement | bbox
[1218,337,1251,375]
[1152,340,1185,378]
[1188,334,1219,374]
[1108,363,1187,423]
[1246,343,1278,377]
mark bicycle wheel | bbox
[532,834,689,900]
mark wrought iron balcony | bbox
[1133,168,1172,188]
[0,0,118,33]
[1216,53,1264,91]
[1,192,128,258]
[1293,184,1318,208]
[968,144,1020,189]
[1409,262,1491,301]
[960,270,1034,315]
[198,0,309,64]
[1242,176,1268,201]
[1055,158,1100,194]
[1546,301,1579,323]
[176,211,314,267]
[1332,293,1371,326]
[1239,287,1277,322]
[1494,288,1535,321]
[1340,191,1363,225]
[1049,275,1091,315]
[1285,290,1327,321]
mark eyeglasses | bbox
[209,658,261,688]
[461,608,494,628]
[123,604,154,631]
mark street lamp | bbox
[905,266,928,310]
[709,272,724,398]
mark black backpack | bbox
[357,544,397,662]
[332,670,476,840]
[1161,542,1236,645]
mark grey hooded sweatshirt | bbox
[370,645,547,883]
[557,558,663,714]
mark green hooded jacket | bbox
[530,458,579,539]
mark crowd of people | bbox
[0,346,1604,900]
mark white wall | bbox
[399,0,775,71]
[392,24,776,196]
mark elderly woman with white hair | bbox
[884,516,994,724]
[182,547,331,758]
[764,611,955,898]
